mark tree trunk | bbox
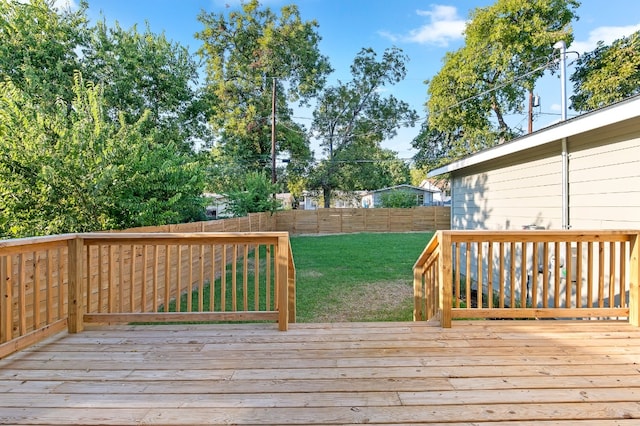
[322,185,331,208]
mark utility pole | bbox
[271,77,277,184]
[528,90,534,134]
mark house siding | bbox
[452,142,563,230]
[568,120,640,229]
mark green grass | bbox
[158,232,434,323]
[291,232,434,322]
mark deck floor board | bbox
[1,321,640,425]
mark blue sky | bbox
[56,0,640,160]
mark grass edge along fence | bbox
[0,232,295,359]
[414,230,640,328]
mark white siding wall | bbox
[451,144,563,230]
[569,122,640,229]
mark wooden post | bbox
[67,236,85,333]
[276,235,289,331]
[413,266,424,321]
[287,245,296,324]
[1,256,12,342]
[630,233,640,327]
[439,232,453,328]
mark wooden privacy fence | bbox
[276,207,450,234]
[0,232,295,358]
[413,230,640,327]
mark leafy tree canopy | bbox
[0,74,205,238]
[414,0,579,171]
[310,47,417,207]
[196,0,331,173]
[570,30,640,112]
[0,0,88,110]
[83,20,207,152]
[225,171,281,217]
[380,189,419,209]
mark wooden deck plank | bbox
[1,321,640,425]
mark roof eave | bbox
[427,95,640,177]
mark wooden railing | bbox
[414,230,640,328]
[1,232,295,358]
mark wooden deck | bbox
[1,321,640,425]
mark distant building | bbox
[361,184,443,208]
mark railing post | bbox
[630,233,640,327]
[439,232,452,328]
[413,267,424,321]
[67,236,85,333]
[276,235,289,331]
[287,245,296,324]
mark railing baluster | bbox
[542,242,549,308]
[243,245,249,311]
[465,242,471,308]
[531,241,539,308]
[176,244,181,312]
[46,249,53,324]
[455,243,460,308]
[232,244,237,311]
[210,244,216,312]
[33,251,40,328]
[477,242,483,308]
[266,245,271,311]
[587,242,594,308]
[152,245,159,313]
[19,254,27,335]
[221,244,226,312]
[199,244,205,312]
[510,242,516,309]
[254,245,260,311]
[565,242,572,308]
[521,241,527,309]
[164,245,171,312]
[620,242,627,308]
[598,242,605,308]
[499,242,505,308]
[487,242,494,309]
[609,241,616,309]
[129,245,136,313]
[576,242,582,308]
[554,242,561,308]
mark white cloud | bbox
[379,4,466,47]
[571,23,640,54]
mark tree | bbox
[380,190,418,208]
[310,47,418,207]
[196,0,331,172]
[83,20,207,152]
[0,0,88,111]
[415,0,579,168]
[0,74,205,238]
[225,171,281,217]
[571,31,640,112]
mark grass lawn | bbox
[291,232,434,322]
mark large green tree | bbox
[83,20,207,152]
[0,0,88,111]
[0,75,205,238]
[310,47,417,207]
[414,0,579,170]
[196,0,331,175]
[570,30,640,112]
